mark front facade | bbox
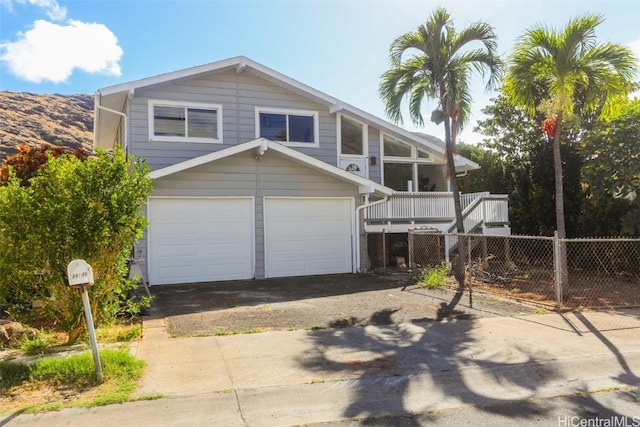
[94,56,508,285]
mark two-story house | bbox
[94,56,509,286]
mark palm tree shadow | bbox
[298,280,560,424]
[300,280,640,423]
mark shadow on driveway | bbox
[147,273,536,336]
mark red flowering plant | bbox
[541,114,557,138]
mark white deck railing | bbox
[365,192,508,233]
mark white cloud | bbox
[18,0,67,21]
[627,40,640,98]
[0,19,123,83]
[628,40,640,65]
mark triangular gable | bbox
[149,138,394,196]
[95,56,478,171]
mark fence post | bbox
[467,234,473,308]
[553,231,563,311]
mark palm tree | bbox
[504,14,637,291]
[379,8,501,281]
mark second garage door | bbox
[264,198,354,278]
[148,197,254,285]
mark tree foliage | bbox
[0,144,88,186]
[581,99,640,198]
[0,147,152,342]
[474,94,635,237]
[504,13,637,243]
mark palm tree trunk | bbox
[443,115,466,284]
[552,111,568,300]
[444,124,464,234]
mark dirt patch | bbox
[147,273,537,337]
[469,270,640,310]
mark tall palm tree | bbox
[380,8,502,237]
[504,14,637,291]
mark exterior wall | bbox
[367,127,381,183]
[137,150,362,279]
[128,69,337,171]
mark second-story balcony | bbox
[364,191,510,235]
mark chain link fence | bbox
[409,230,640,312]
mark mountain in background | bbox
[0,91,94,161]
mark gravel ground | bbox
[147,273,539,337]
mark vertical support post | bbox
[382,228,387,275]
[553,231,563,312]
[444,234,451,266]
[81,285,103,383]
[408,230,414,281]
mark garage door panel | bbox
[265,198,353,278]
[148,198,254,285]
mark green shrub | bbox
[417,263,450,289]
[20,329,56,356]
[0,147,152,342]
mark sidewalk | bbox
[3,310,640,426]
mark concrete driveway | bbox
[147,273,537,336]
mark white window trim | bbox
[255,107,319,148]
[337,113,368,158]
[148,99,223,144]
[380,133,437,163]
[380,133,442,191]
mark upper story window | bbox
[383,135,412,157]
[256,107,319,147]
[382,134,433,160]
[340,115,365,156]
[149,100,222,143]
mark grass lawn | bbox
[0,324,157,414]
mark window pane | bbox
[187,108,217,139]
[417,164,437,191]
[341,116,363,155]
[384,136,412,157]
[154,106,185,136]
[417,150,430,159]
[289,115,314,143]
[384,163,413,191]
[260,113,287,141]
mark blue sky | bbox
[1,0,639,143]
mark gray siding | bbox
[367,127,381,184]
[129,69,337,170]
[137,150,362,279]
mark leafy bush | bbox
[417,263,450,289]
[0,146,152,342]
[20,329,57,356]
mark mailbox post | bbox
[67,259,103,383]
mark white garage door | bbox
[264,198,354,278]
[148,198,254,285]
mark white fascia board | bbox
[97,56,245,96]
[149,138,393,196]
[149,138,265,179]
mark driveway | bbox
[148,273,537,337]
